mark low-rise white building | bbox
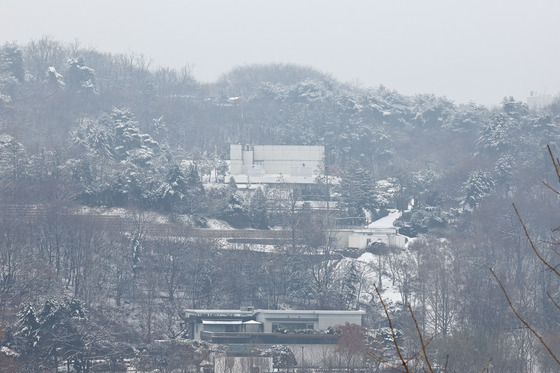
[183,308,365,344]
[334,210,408,249]
[184,308,367,372]
[254,309,364,333]
[334,227,407,249]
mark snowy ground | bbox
[206,218,233,229]
[351,209,410,309]
[367,209,401,228]
[354,252,404,308]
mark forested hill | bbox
[2,38,560,372]
[2,38,560,219]
[2,38,559,185]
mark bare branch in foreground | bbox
[490,268,560,366]
[547,145,560,185]
[373,283,409,373]
[481,357,493,373]
[542,181,560,196]
[547,292,560,312]
[512,203,560,278]
[408,303,435,373]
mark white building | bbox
[527,92,557,110]
[185,308,367,371]
[183,308,365,344]
[254,309,364,333]
[333,209,408,249]
[229,144,324,184]
[334,227,408,249]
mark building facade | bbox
[334,227,408,249]
[230,144,324,182]
[183,308,365,345]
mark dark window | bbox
[273,322,313,331]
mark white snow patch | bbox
[1,346,18,357]
[354,249,411,308]
[368,209,401,228]
[225,242,277,252]
[206,219,233,229]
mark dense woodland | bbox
[1,37,560,372]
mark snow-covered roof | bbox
[255,309,365,315]
[184,309,254,317]
[202,320,243,325]
[185,309,365,317]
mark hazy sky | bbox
[2,0,559,106]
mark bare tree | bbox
[335,322,368,371]
[370,284,434,373]
[492,145,560,367]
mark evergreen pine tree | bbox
[462,170,494,210]
[340,162,377,224]
[249,187,269,229]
